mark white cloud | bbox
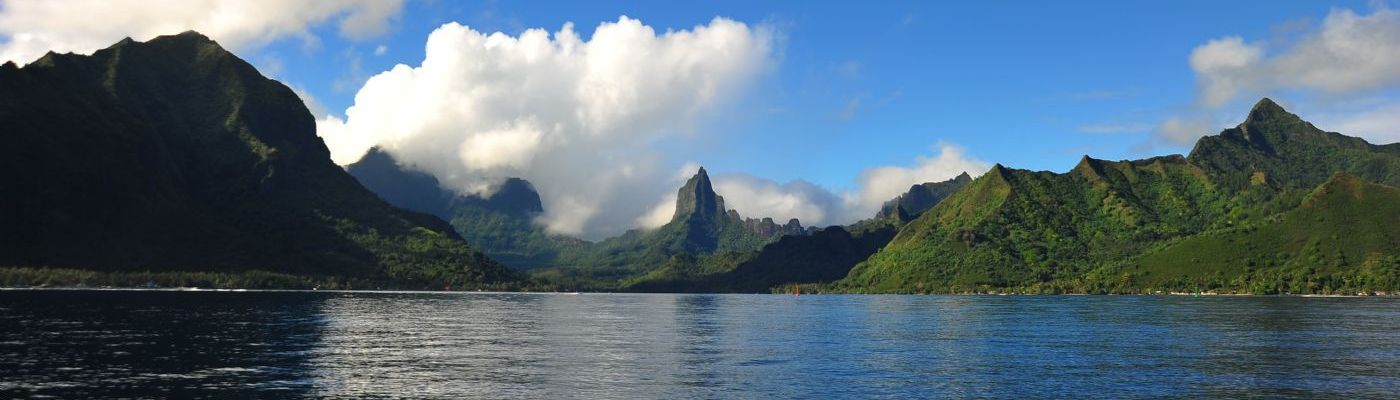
[1145,6,1400,149]
[374,44,388,56]
[1190,36,1264,107]
[317,17,774,239]
[713,175,842,226]
[633,162,705,229]
[636,192,680,230]
[847,144,990,219]
[1190,7,1400,107]
[1315,102,1400,145]
[0,0,406,65]
[1155,116,1218,146]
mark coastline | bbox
[1,285,1394,297]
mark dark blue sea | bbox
[1,290,1396,399]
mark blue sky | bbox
[3,0,1397,237]
[252,0,1380,187]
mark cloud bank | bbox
[317,17,775,239]
[0,0,404,65]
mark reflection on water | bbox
[1,291,1397,398]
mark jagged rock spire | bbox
[673,167,727,223]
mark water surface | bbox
[1,291,1396,398]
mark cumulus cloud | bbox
[0,0,405,65]
[712,175,843,225]
[846,144,990,219]
[1190,7,1400,107]
[1190,36,1264,107]
[317,17,774,239]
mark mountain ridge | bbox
[0,32,515,288]
[841,98,1398,294]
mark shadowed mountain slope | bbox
[0,32,514,288]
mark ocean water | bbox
[0,290,1396,399]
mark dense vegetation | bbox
[622,225,898,293]
[841,99,1399,294]
[1132,174,1399,294]
[0,32,516,289]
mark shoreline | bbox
[1,286,1393,297]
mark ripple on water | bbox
[0,291,1397,398]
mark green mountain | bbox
[621,173,976,292]
[1136,174,1399,294]
[625,224,897,293]
[344,153,812,287]
[345,147,575,268]
[876,172,974,223]
[0,32,515,289]
[843,98,1399,294]
[1190,98,1400,190]
[541,167,806,288]
[344,147,463,220]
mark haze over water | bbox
[1,291,1396,399]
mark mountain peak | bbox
[482,177,545,218]
[103,30,219,53]
[173,30,213,40]
[672,166,726,223]
[1251,97,1283,112]
[1244,97,1302,126]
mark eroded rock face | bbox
[673,167,728,223]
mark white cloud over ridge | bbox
[846,144,990,220]
[317,17,775,239]
[713,175,843,226]
[0,0,405,65]
[1190,7,1400,107]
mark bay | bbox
[1,291,1396,399]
